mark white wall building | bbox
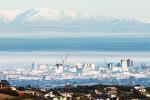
[3,71,22,80]
[69,66,77,73]
[112,67,122,72]
[55,64,64,74]
[121,59,129,72]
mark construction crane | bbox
[60,53,69,65]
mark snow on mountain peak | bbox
[136,18,150,24]
[3,7,82,24]
[0,7,149,26]
[0,10,22,23]
[23,8,59,24]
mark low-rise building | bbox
[134,86,146,94]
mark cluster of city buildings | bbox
[107,59,133,72]
[0,59,149,80]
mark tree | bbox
[0,80,10,87]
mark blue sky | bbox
[0,0,150,18]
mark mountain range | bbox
[0,7,150,33]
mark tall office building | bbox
[32,62,38,70]
[127,59,133,67]
[107,63,113,70]
[121,59,129,72]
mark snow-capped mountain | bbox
[0,7,145,25]
[0,10,22,23]
[0,7,83,25]
[136,18,150,24]
[0,7,150,32]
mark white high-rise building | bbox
[55,64,63,74]
[91,64,96,71]
[121,59,129,72]
[32,62,38,70]
[127,59,133,67]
